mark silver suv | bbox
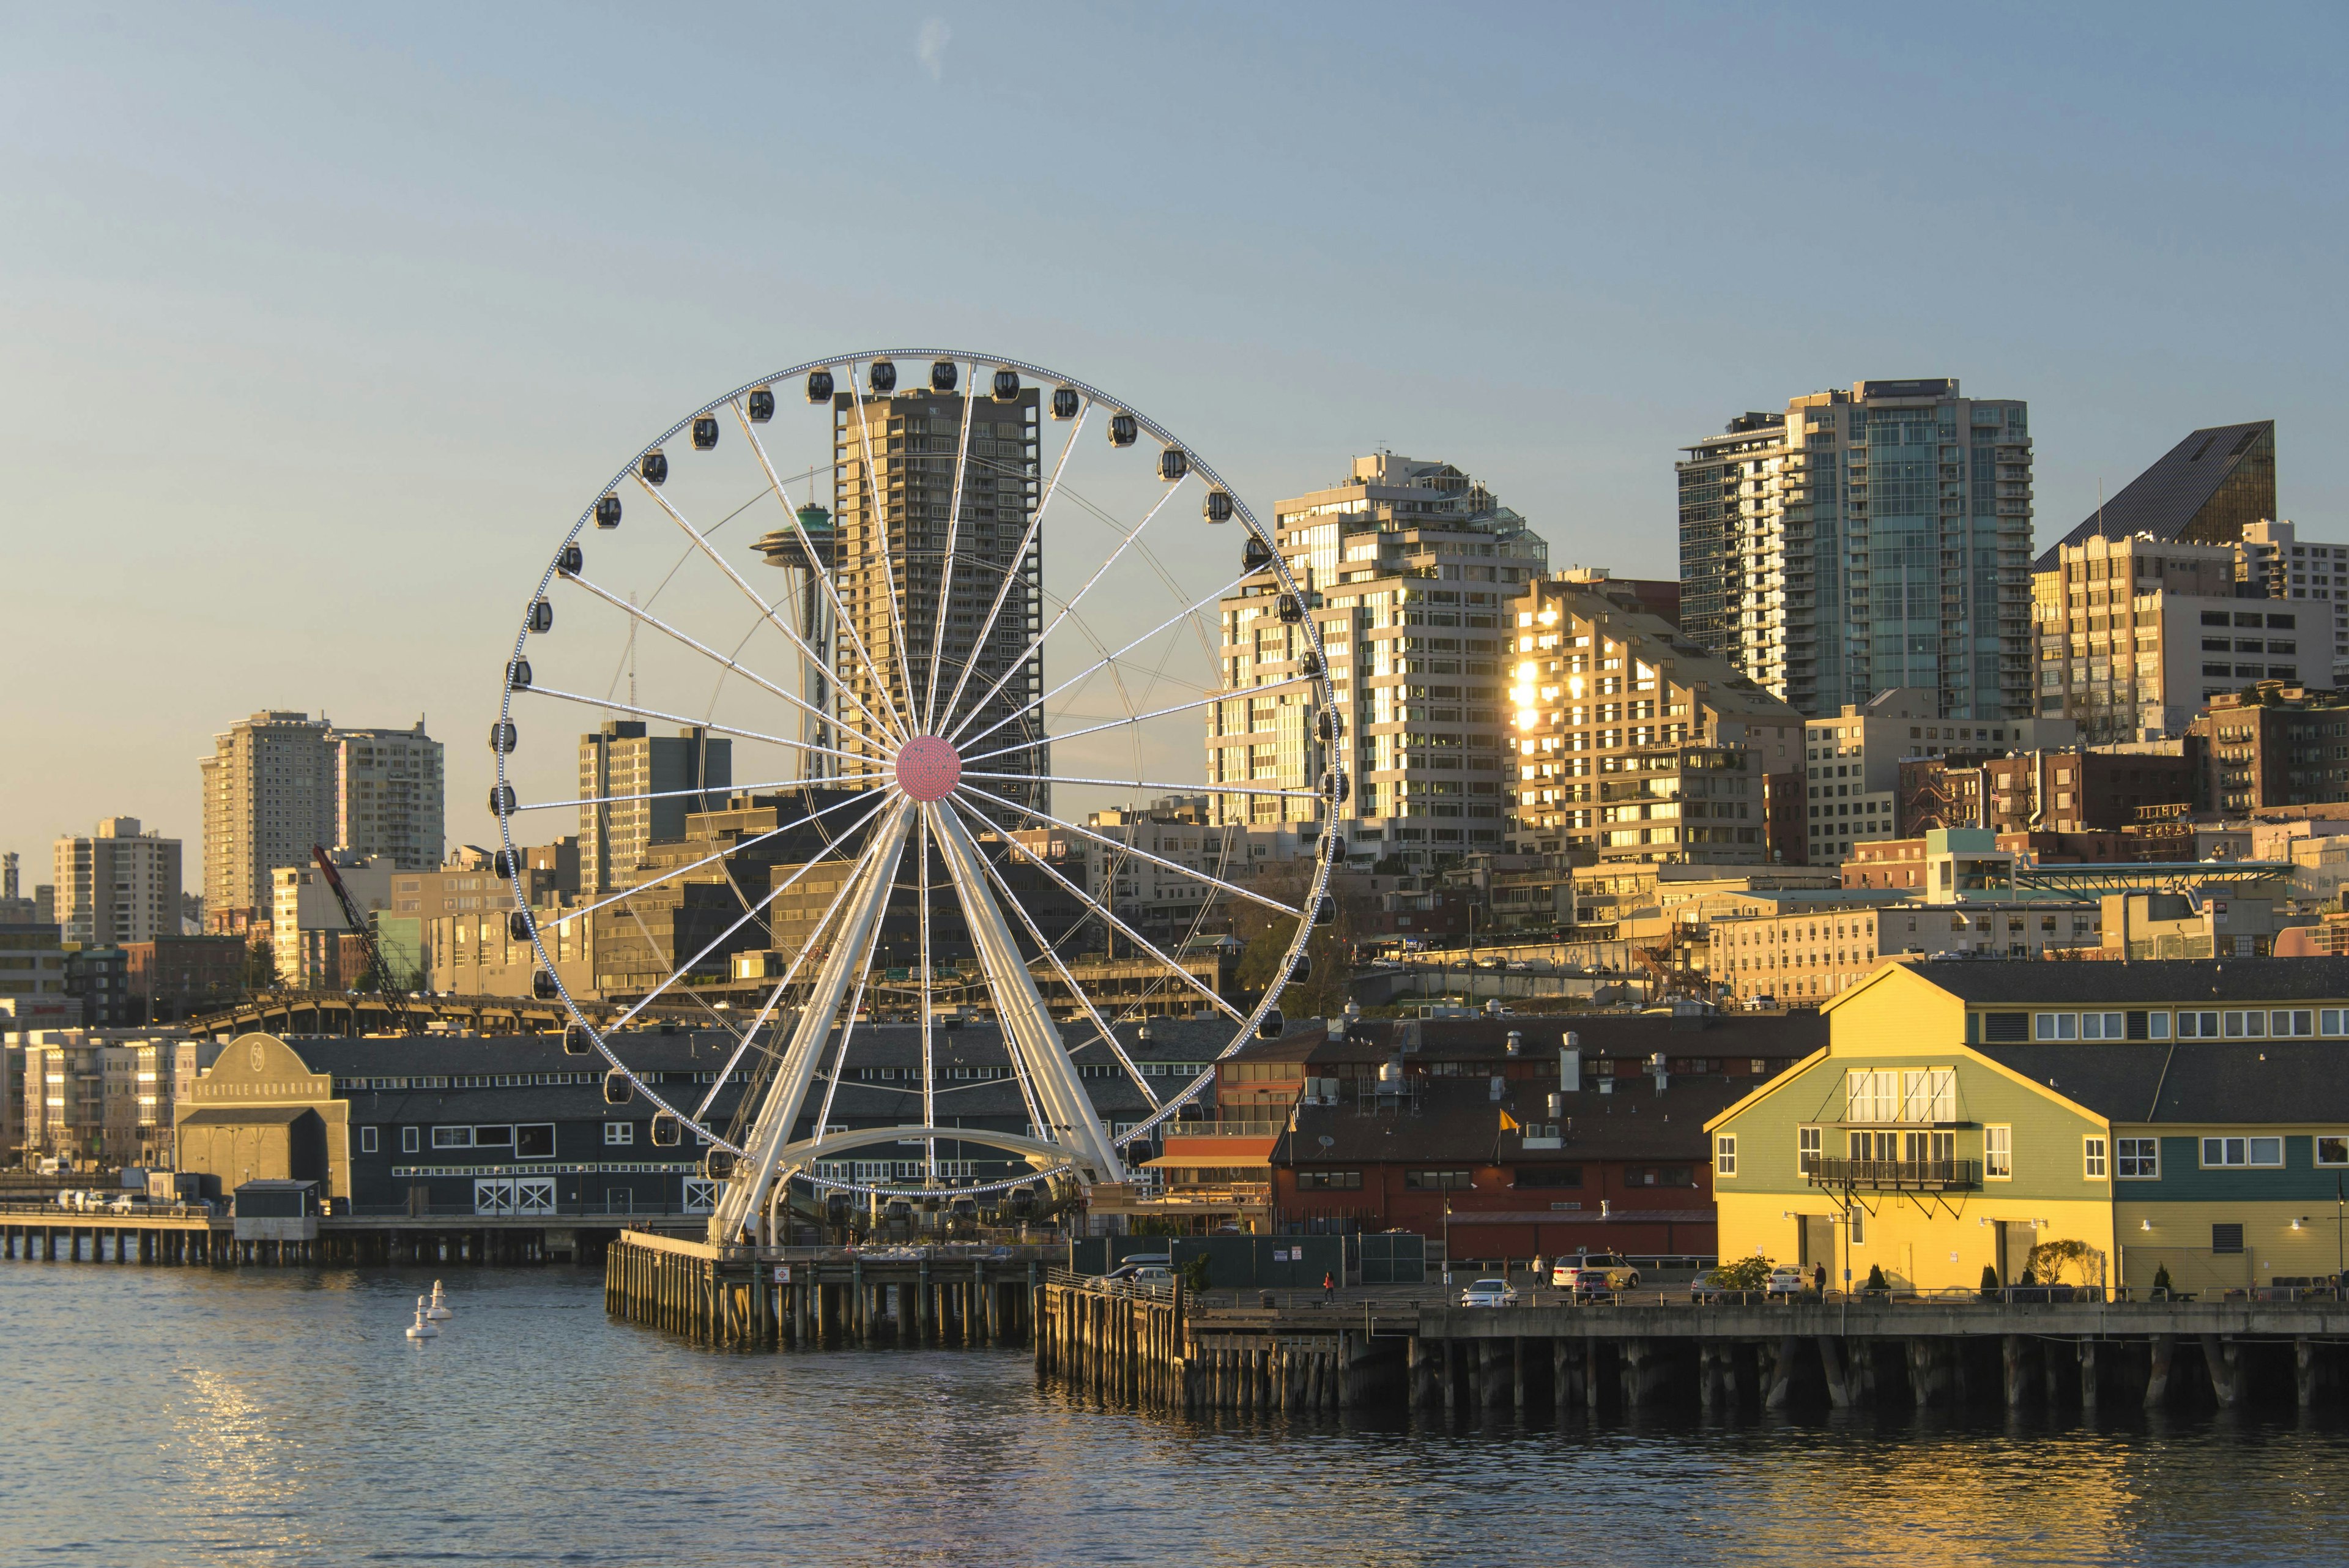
[1551,1252,1641,1293]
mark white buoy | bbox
[425,1280,453,1321]
[405,1295,439,1339]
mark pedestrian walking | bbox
[1812,1262,1827,1296]
[1323,1270,1335,1305]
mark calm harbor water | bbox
[3,1263,2339,1567]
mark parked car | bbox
[1553,1253,1641,1293]
[1459,1277,1519,1307]
[1764,1266,1807,1298]
[1100,1254,1173,1282]
[1127,1266,1174,1288]
[1690,1269,1743,1303]
[107,1194,152,1214]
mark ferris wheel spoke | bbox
[961,768,1321,802]
[632,476,907,749]
[713,800,916,1244]
[937,401,1089,734]
[921,360,980,734]
[952,569,1250,756]
[945,801,1160,1110]
[539,787,889,931]
[519,684,876,772]
[809,960,880,1148]
[602,793,896,1035]
[686,819,907,1124]
[916,804,938,1182]
[946,795,1247,1028]
[732,397,912,744]
[518,771,889,816]
[956,782,1303,920]
[927,798,1125,1180]
[959,675,1315,768]
[944,479,1186,746]
[560,569,888,756]
[843,361,924,732]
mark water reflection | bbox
[2,1264,2339,1566]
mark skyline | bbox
[6,3,2345,867]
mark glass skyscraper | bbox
[1676,378,2034,721]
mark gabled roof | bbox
[2033,420,2275,570]
[1976,1040,2349,1125]
[1898,958,2349,1008]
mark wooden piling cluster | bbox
[604,1230,1042,1348]
[1033,1275,1382,1412]
[5,1216,215,1265]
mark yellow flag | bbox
[1499,1110,1520,1132]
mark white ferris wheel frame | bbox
[491,350,1340,1243]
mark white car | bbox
[1458,1277,1519,1307]
[1764,1266,1808,1298]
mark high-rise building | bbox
[331,721,445,869]
[1508,571,1803,865]
[0,853,35,926]
[199,710,336,932]
[2034,419,2276,568]
[2238,519,2349,684]
[270,852,397,988]
[576,721,733,893]
[1207,454,1549,872]
[1802,693,2076,861]
[825,384,1048,823]
[1677,379,2035,721]
[53,817,183,946]
[2032,534,2323,741]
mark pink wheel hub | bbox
[895,735,962,801]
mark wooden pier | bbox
[604,1230,1047,1348]
[1026,1279,2349,1415]
[1,1202,648,1269]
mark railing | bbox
[0,1200,215,1220]
[1805,1157,1980,1191]
[1045,1265,1174,1301]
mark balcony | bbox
[1805,1157,1979,1192]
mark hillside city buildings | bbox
[577,721,732,894]
[1677,379,2035,723]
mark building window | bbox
[2222,1011,2268,1038]
[401,1126,419,1154]
[516,1123,555,1159]
[2200,1137,2284,1167]
[2212,1222,2245,1254]
[359,1126,377,1154]
[2078,1012,2124,1040]
[1715,1135,1737,1177]
[1404,1169,1472,1189]
[1296,1170,1362,1191]
[1514,1165,1583,1188]
[1798,1125,1822,1173]
[2322,1011,2349,1037]
[1849,1208,1866,1246]
[604,1121,634,1146]
[2319,1135,2349,1167]
[1985,1124,2013,1180]
[2084,1137,2108,1179]
[2271,1009,2315,1038]
[2117,1137,2160,1178]
[2178,1011,2221,1038]
[2034,1012,2078,1041]
[432,1125,473,1150]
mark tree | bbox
[2027,1238,2102,1285]
[1980,1263,2001,1298]
[1229,858,1358,1019]
[1864,1263,1889,1292]
[1712,1254,1772,1291]
[2152,1263,2174,1295]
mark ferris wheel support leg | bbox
[710,801,916,1246]
[927,803,1126,1186]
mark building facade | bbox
[2238,519,2349,684]
[270,853,396,989]
[1207,455,1548,872]
[331,721,445,870]
[2033,533,2319,741]
[52,817,182,946]
[1510,571,1803,865]
[1898,747,2197,838]
[201,710,338,930]
[2036,420,2276,568]
[2191,685,2349,812]
[577,721,733,894]
[829,384,1047,827]
[1677,379,2034,721]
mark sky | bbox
[4,1,2346,880]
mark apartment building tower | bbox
[828,383,1047,825]
[1677,379,2035,721]
[2033,534,2323,743]
[331,721,445,870]
[1510,571,1803,866]
[577,721,733,894]
[53,818,183,946]
[199,710,337,931]
[2238,520,2349,684]
[1206,455,1549,872]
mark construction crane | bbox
[311,845,416,1033]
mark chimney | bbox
[1598,1072,1616,1096]
[1560,1031,1581,1093]
[1649,1050,1669,1094]
[1505,1030,1522,1057]
[1546,1091,1564,1118]
[1488,1075,1507,1101]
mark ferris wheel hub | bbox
[894,735,962,801]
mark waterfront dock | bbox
[1,1200,673,1268]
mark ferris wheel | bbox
[489,351,1341,1244]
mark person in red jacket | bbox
[1323,1271,1335,1304]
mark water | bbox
[3,1263,2340,1566]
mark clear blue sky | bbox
[4,1,2344,868]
